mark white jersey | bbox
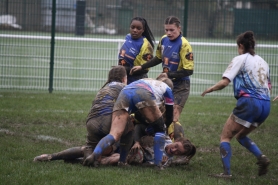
[223,53,270,100]
[143,78,174,106]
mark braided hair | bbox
[101,66,126,88]
[236,31,256,56]
[164,16,181,27]
[130,17,155,48]
[164,16,182,35]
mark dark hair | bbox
[164,16,181,28]
[130,17,155,48]
[156,76,173,90]
[175,137,196,161]
[236,31,256,56]
[102,66,126,88]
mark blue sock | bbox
[93,134,115,159]
[238,136,262,158]
[119,131,134,163]
[154,132,165,166]
[220,142,232,175]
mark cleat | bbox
[154,165,164,170]
[208,173,232,179]
[256,155,270,176]
[117,161,130,167]
[33,154,52,162]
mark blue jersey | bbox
[156,34,194,80]
[118,34,154,84]
[119,34,153,68]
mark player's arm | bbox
[163,86,174,128]
[130,56,162,75]
[130,38,163,75]
[201,77,230,96]
[164,104,173,128]
[167,68,193,79]
[132,42,154,75]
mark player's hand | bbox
[169,132,174,140]
[83,153,98,167]
[273,96,278,101]
[201,87,213,97]
[130,142,142,154]
[130,66,142,75]
[157,73,168,79]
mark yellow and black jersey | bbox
[156,34,194,80]
[119,34,154,69]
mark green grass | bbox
[0,91,277,185]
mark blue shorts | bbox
[113,87,157,114]
[232,97,270,128]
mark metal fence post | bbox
[75,0,86,36]
[49,0,56,93]
[183,0,189,37]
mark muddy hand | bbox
[130,66,142,75]
[83,153,97,167]
[157,73,168,79]
[131,142,141,154]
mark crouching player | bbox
[83,77,174,169]
[33,66,133,165]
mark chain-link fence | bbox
[0,0,277,96]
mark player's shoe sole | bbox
[33,154,52,162]
[208,173,232,179]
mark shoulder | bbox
[159,35,168,42]
[181,36,191,48]
[142,38,153,49]
[232,53,248,63]
[125,34,131,40]
[109,82,126,88]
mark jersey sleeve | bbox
[156,35,167,60]
[163,86,174,105]
[222,56,243,82]
[178,37,194,71]
[133,38,154,69]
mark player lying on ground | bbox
[126,117,196,166]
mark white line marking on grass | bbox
[35,109,85,113]
[0,109,85,114]
[0,129,14,134]
[37,135,64,143]
[0,128,71,145]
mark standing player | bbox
[83,77,174,169]
[119,17,155,84]
[33,66,133,165]
[130,16,193,139]
[202,31,271,178]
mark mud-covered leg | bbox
[34,146,84,162]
